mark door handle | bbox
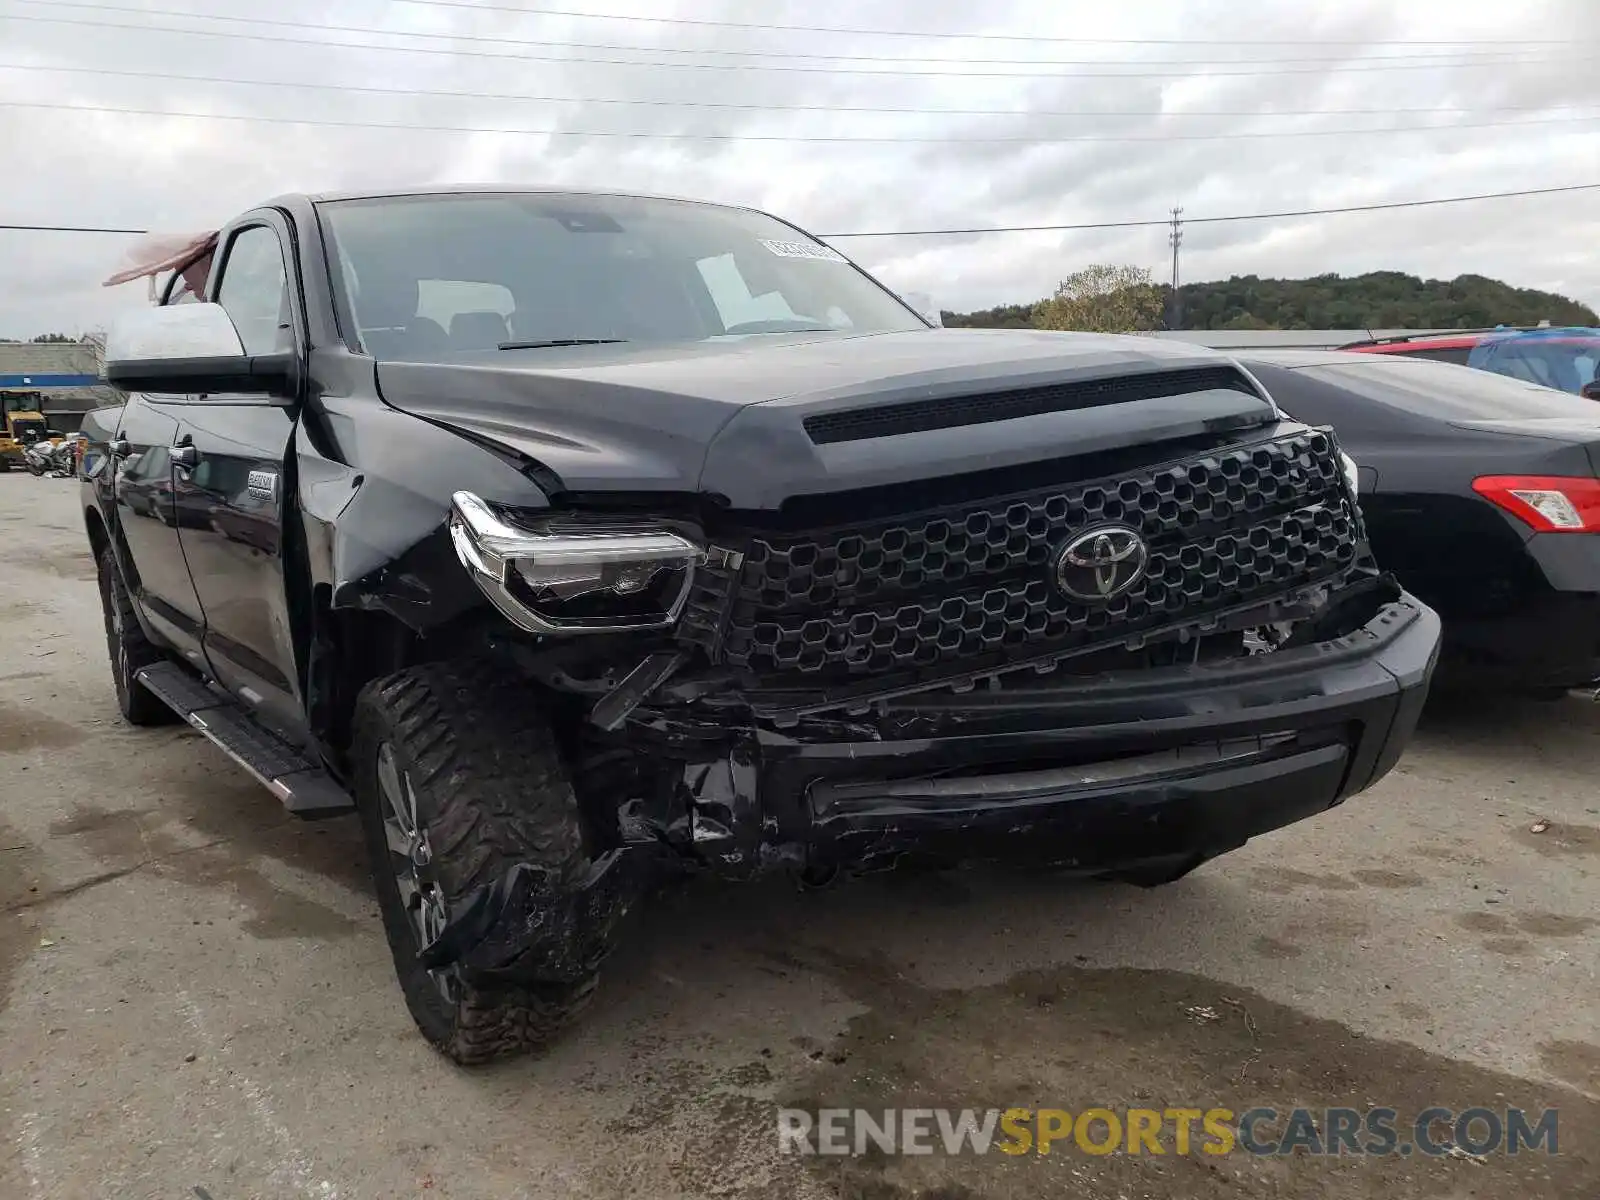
[108,437,130,458]
[171,444,199,469]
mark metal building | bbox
[0,340,117,434]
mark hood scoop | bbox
[802,365,1260,445]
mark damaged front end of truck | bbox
[403,414,1436,974]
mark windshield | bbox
[2,392,43,416]
[318,192,925,359]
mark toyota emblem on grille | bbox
[1054,525,1148,601]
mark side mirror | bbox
[103,304,297,401]
[1582,380,1600,401]
[902,291,943,328]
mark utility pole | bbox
[1167,205,1185,330]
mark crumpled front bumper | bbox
[426,593,1440,980]
[686,592,1441,876]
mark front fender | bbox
[297,391,551,632]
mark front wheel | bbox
[352,662,607,1065]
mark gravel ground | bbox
[1,471,1596,1199]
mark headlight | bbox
[1339,450,1359,499]
[448,491,715,634]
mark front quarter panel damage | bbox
[299,391,552,630]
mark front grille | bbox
[680,431,1360,680]
[802,366,1258,445]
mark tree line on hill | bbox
[942,269,1599,333]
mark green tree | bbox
[30,333,76,343]
[941,303,1035,329]
[944,272,1598,332]
[1032,265,1166,333]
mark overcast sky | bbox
[1,0,1596,337]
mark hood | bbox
[374,328,1276,507]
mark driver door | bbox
[170,217,306,742]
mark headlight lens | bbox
[448,491,710,634]
[1339,450,1359,499]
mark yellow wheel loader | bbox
[0,390,51,471]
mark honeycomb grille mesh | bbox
[683,432,1359,678]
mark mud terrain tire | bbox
[353,662,602,1065]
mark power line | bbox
[6,99,1596,143]
[6,60,1587,121]
[1,4,1569,70]
[4,9,1586,78]
[818,183,1600,238]
[7,183,1597,240]
[304,0,1600,49]
[10,0,1573,68]
[2,223,150,234]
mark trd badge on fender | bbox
[1055,525,1149,601]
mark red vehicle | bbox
[1338,331,1489,365]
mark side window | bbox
[215,227,292,355]
[1492,347,1560,390]
[166,274,198,305]
[162,251,214,307]
[1407,347,1472,366]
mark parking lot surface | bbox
[1,471,1596,1199]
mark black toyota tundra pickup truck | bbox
[82,187,1439,1064]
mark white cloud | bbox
[1,0,1596,336]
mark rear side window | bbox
[1301,358,1600,420]
[1396,346,1473,366]
[165,274,200,305]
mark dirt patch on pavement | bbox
[1539,1040,1600,1096]
[47,801,361,942]
[1247,868,1360,894]
[1481,936,1536,957]
[0,546,96,582]
[1513,822,1600,858]
[0,818,47,1015]
[155,770,372,898]
[1350,869,1426,889]
[49,803,148,864]
[0,913,36,1020]
[0,820,41,910]
[1409,842,1485,866]
[1249,937,1302,961]
[0,700,85,754]
[1456,911,1596,938]
[1515,912,1597,937]
[712,949,1600,1200]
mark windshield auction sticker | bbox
[759,238,849,263]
